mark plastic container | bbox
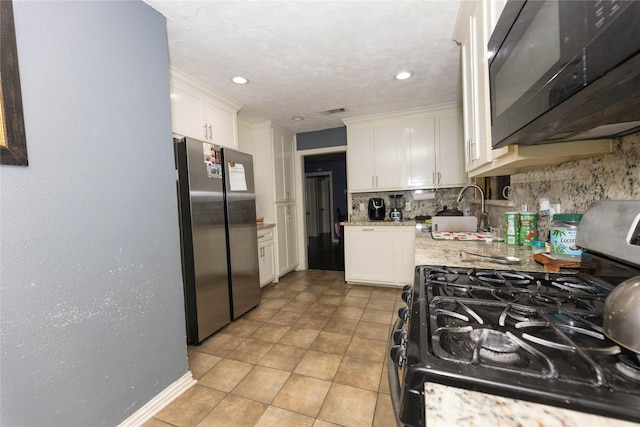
[519,212,538,246]
[550,214,583,257]
[530,240,546,254]
[505,212,520,245]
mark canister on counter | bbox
[550,214,583,257]
[505,212,520,245]
[519,212,538,246]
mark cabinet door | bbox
[273,129,295,202]
[344,227,394,284]
[282,135,295,202]
[276,205,288,274]
[406,115,436,188]
[205,99,237,148]
[273,129,286,202]
[286,206,298,269]
[436,114,466,187]
[258,240,275,286]
[374,124,404,190]
[395,227,416,285]
[170,85,207,141]
[461,22,478,171]
[276,204,298,275]
[347,127,376,191]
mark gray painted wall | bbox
[297,126,346,150]
[1,2,188,425]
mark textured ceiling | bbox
[144,0,463,134]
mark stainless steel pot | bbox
[603,275,640,353]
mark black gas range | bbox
[388,201,640,427]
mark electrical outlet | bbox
[405,201,411,211]
[359,203,365,211]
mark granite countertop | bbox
[415,231,638,427]
[341,220,417,226]
[414,229,548,272]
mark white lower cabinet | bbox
[276,204,298,276]
[257,227,275,287]
[344,225,416,287]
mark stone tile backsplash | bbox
[350,188,465,222]
[509,133,639,239]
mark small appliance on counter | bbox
[389,194,404,221]
[368,198,385,221]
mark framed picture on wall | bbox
[1,0,28,166]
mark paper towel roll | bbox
[413,191,436,201]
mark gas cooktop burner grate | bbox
[617,354,640,382]
[427,275,634,388]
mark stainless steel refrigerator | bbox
[174,137,261,345]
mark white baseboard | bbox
[118,371,197,427]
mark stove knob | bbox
[392,329,407,346]
[398,306,409,322]
[401,288,412,304]
[390,344,405,367]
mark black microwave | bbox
[489,0,640,148]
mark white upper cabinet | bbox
[346,122,404,192]
[453,0,611,177]
[346,127,377,191]
[436,112,466,187]
[405,115,436,188]
[345,107,466,192]
[273,126,296,202]
[169,67,241,148]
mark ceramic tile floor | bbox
[144,270,404,427]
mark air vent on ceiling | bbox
[322,107,347,114]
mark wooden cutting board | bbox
[533,253,584,272]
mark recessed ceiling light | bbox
[231,76,249,85]
[291,116,304,121]
[395,71,413,80]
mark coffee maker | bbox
[389,194,404,221]
[368,198,385,221]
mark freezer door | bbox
[176,137,231,344]
[222,148,261,319]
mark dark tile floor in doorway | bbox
[144,270,403,427]
[307,233,344,271]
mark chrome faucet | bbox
[456,184,488,231]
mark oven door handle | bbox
[388,316,406,427]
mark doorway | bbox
[305,172,333,240]
[303,152,347,271]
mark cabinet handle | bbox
[437,172,441,185]
[204,124,208,140]
[375,176,378,187]
[208,124,213,140]
[363,228,375,231]
[432,172,436,185]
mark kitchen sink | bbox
[432,216,478,232]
